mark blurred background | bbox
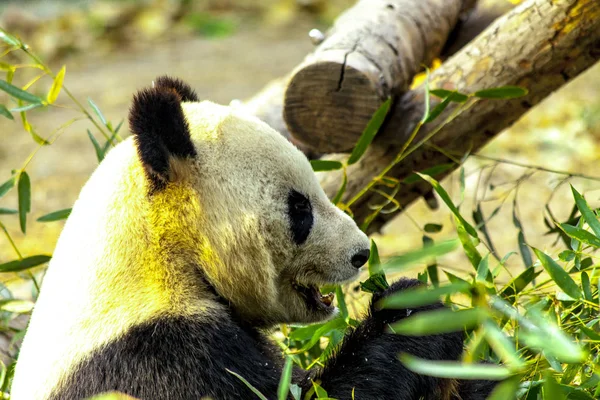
[0,0,599,300]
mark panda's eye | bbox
[287,190,313,245]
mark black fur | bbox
[49,314,283,400]
[129,83,197,192]
[155,76,199,103]
[287,190,314,245]
[50,279,496,399]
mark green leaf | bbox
[0,208,17,215]
[0,104,13,120]
[382,239,459,274]
[10,103,43,113]
[381,281,471,309]
[558,250,575,262]
[532,248,582,300]
[543,370,566,400]
[37,208,71,222]
[476,253,490,283]
[403,163,454,184]
[482,320,525,370]
[310,160,343,172]
[367,239,384,276]
[88,98,107,126]
[559,223,600,248]
[571,186,600,238]
[0,80,43,104]
[416,173,478,238]
[399,353,513,380]
[0,30,21,47]
[521,309,587,363]
[226,369,268,400]
[473,86,528,99]
[487,376,521,400]
[335,285,349,322]
[0,299,34,314]
[87,130,105,162]
[501,266,542,304]
[0,255,51,273]
[277,356,293,400]
[47,65,66,104]
[390,308,485,335]
[331,169,347,205]
[360,274,389,294]
[430,89,469,102]
[424,223,442,233]
[0,176,15,199]
[291,317,346,353]
[347,98,391,165]
[581,271,592,302]
[424,95,453,123]
[457,220,482,270]
[18,171,31,234]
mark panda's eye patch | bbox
[287,190,313,245]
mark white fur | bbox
[11,101,369,399]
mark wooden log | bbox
[282,0,476,153]
[317,0,600,233]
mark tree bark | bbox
[282,0,476,153]
[318,0,600,233]
[244,0,514,159]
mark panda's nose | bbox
[351,249,370,268]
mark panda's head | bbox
[128,77,369,325]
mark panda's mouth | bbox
[292,282,335,311]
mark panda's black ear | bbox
[154,76,199,102]
[129,81,197,192]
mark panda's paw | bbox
[369,278,444,327]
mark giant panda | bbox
[11,77,495,400]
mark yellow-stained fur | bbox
[12,101,369,399]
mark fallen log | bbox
[318,0,600,233]
[282,0,477,153]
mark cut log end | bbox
[284,61,382,153]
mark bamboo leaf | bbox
[225,369,268,400]
[382,240,459,274]
[0,105,13,120]
[0,80,43,104]
[0,31,21,47]
[532,248,582,300]
[501,266,542,304]
[0,255,51,273]
[381,281,471,309]
[424,95,453,123]
[476,253,490,283]
[37,208,71,222]
[482,320,525,370]
[277,356,293,400]
[416,173,478,238]
[390,308,486,335]
[571,185,600,238]
[310,160,343,172]
[0,176,15,199]
[0,208,17,215]
[399,353,513,380]
[88,98,107,126]
[18,171,31,234]
[473,86,528,99]
[47,65,66,104]
[87,130,105,162]
[430,89,468,102]
[558,223,600,248]
[403,163,454,184]
[347,98,391,165]
[0,299,34,314]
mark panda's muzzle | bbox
[292,282,334,310]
